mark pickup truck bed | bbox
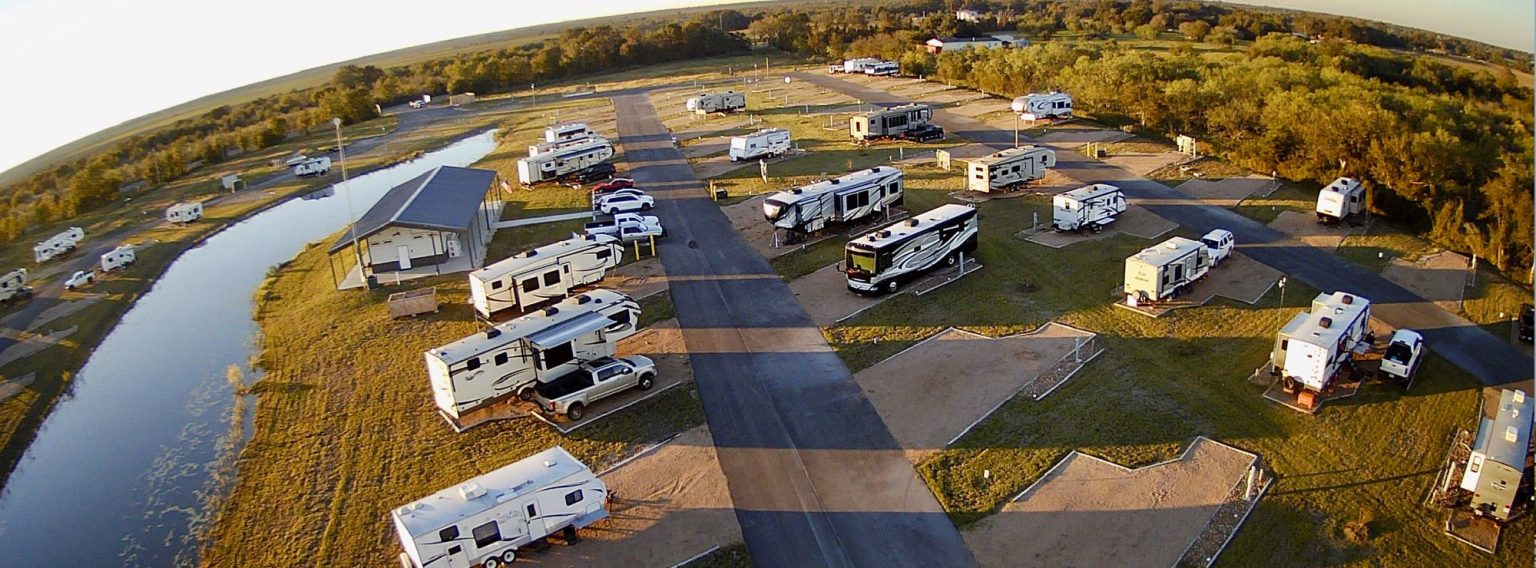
[534,371,592,400]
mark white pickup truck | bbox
[1378,329,1425,383]
[584,213,664,243]
[534,356,657,421]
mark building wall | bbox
[365,226,445,270]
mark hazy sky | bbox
[0,0,1531,175]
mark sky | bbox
[0,0,1531,176]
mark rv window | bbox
[526,503,537,518]
[540,342,575,369]
[1280,339,1288,351]
[472,521,501,548]
[595,249,611,260]
[521,277,540,292]
[439,526,459,543]
[608,310,632,327]
[465,357,481,371]
[565,490,584,506]
[491,280,504,290]
[494,352,508,365]
[543,271,561,287]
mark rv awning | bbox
[528,311,611,350]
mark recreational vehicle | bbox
[863,61,900,76]
[966,146,1056,192]
[0,269,29,304]
[1461,388,1533,522]
[851,104,933,141]
[686,91,746,114]
[469,235,624,318]
[830,58,881,73]
[729,128,792,162]
[516,138,615,185]
[392,446,608,568]
[529,136,603,157]
[1012,92,1073,121]
[99,245,136,272]
[1124,237,1211,305]
[544,123,591,144]
[1267,291,1372,393]
[425,290,640,418]
[1316,177,1364,223]
[845,204,978,294]
[762,167,904,234]
[165,201,203,223]
[293,156,331,177]
[33,227,85,264]
[1052,184,1126,232]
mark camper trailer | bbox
[1461,389,1533,522]
[864,61,900,76]
[966,146,1057,192]
[293,157,331,177]
[425,290,640,418]
[1268,291,1373,393]
[845,204,978,294]
[165,201,204,224]
[1052,184,1126,232]
[850,104,933,141]
[729,128,792,162]
[469,235,624,318]
[0,269,30,304]
[686,91,746,114]
[529,136,603,157]
[830,57,882,73]
[1124,237,1211,305]
[545,123,591,144]
[33,227,85,264]
[99,245,136,272]
[392,446,608,568]
[1316,177,1364,223]
[1012,92,1073,121]
[762,167,904,234]
[516,138,615,185]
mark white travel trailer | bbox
[469,234,624,319]
[845,204,978,294]
[0,269,29,304]
[516,138,615,185]
[762,166,904,234]
[729,128,792,162]
[425,290,640,418]
[1124,237,1211,305]
[1268,291,1372,393]
[1012,92,1073,121]
[392,446,608,568]
[830,57,882,73]
[851,104,933,141]
[966,146,1057,192]
[1461,388,1532,522]
[1315,177,1364,223]
[33,227,85,264]
[99,245,136,272]
[293,156,331,177]
[863,61,900,76]
[686,91,746,114]
[529,136,603,157]
[545,123,591,144]
[1052,184,1126,232]
[165,201,204,224]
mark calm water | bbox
[0,130,497,566]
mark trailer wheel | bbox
[517,387,535,402]
[884,280,899,294]
[945,253,958,267]
[637,373,655,391]
[566,403,585,421]
[563,525,580,544]
[500,550,517,563]
[1090,223,1104,234]
[483,557,502,568]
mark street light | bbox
[334,117,366,284]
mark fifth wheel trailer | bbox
[0,269,29,304]
[850,104,933,141]
[1267,291,1372,393]
[469,235,624,319]
[1316,177,1364,223]
[33,226,85,264]
[1052,184,1126,232]
[516,138,614,185]
[1012,92,1073,121]
[1123,237,1211,305]
[830,57,882,73]
[425,290,640,419]
[545,123,591,144]
[293,156,331,177]
[863,61,900,76]
[845,204,978,294]
[1460,388,1533,522]
[529,136,601,157]
[392,446,608,568]
[966,146,1056,192]
[762,166,904,234]
[166,201,203,223]
[686,91,746,114]
[729,128,791,162]
[99,245,136,272]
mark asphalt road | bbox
[796,72,1532,388]
[612,93,976,567]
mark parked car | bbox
[591,188,647,204]
[585,213,662,239]
[1378,329,1425,383]
[64,270,95,291]
[594,193,654,215]
[901,124,944,142]
[591,178,635,194]
[572,163,616,183]
[535,356,657,421]
[1201,229,1235,266]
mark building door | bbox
[445,233,462,258]
[397,246,412,270]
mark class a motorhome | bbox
[863,61,900,76]
[1052,184,1126,232]
[850,104,933,141]
[293,156,331,177]
[165,201,204,224]
[830,57,882,73]
[425,290,640,419]
[762,167,904,234]
[1267,291,1372,393]
[529,136,604,157]
[1012,92,1073,121]
[1460,388,1532,522]
[544,123,591,144]
[516,138,615,185]
[392,446,608,568]
[729,128,791,162]
[469,234,624,319]
[1124,237,1211,305]
[0,269,29,303]
[966,146,1057,192]
[685,91,746,114]
[845,204,978,294]
[33,226,85,264]
[99,245,136,272]
[1315,177,1364,223]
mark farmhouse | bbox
[329,166,501,287]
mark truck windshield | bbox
[846,249,877,275]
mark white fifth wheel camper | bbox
[830,57,882,73]
[545,123,591,144]
[966,146,1057,192]
[100,245,136,272]
[1052,184,1126,232]
[1268,291,1372,394]
[33,227,85,264]
[0,269,30,304]
[516,138,615,185]
[392,446,608,568]
[1124,237,1211,305]
[1315,177,1364,223]
[425,290,640,419]
[729,128,792,162]
[863,61,900,76]
[850,104,933,141]
[1012,92,1073,121]
[293,156,331,177]
[1461,388,1532,522]
[469,235,624,319]
[529,136,604,157]
[762,167,904,234]
[845,204,978,294]
[165,201,204,224]
[685,91,746,114]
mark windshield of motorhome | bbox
[847,249,877,274]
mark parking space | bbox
[1380,251,1471,313]
[1267,210,1358,250]
[1115,253,1283,317]
[1021,205,1177,248]
[1174,176,1278,208]
[788,264,887,326]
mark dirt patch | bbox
[789,264,887,326]
[610,258,669,301]
[665,117,752,143]
[1032,129,1133,146]
[949,99,1012,118]
[1381,251,1470,313]
[719,195,782,259]
[1022,206,1177,248]
[919,90,989,106]
[1267,211,1357,250]
[1103,150,1189,178]
[1174,176,1278,207]
[964,438,1257,568]
[692,149,804,180]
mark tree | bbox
[1179,21,1211,41]
[1134,24,1159,41]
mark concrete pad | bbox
[788,264,887,326]
[1380,251,1470,313]
[1033,129,1133,146]
[692,149,804,180]
[1115,253,1282,317]
[26,292,107,330]
[1021,206,1177,248]
[610,258,669,301]
[681,139,729,160]
[0,372,35,402]
[910,259,982,296]
[1175,176,1278,207]
[965,438,1257,568]
[1446,509,1501,554]
[1103,150,1189,178]
[919,90,989,105]
[949,99,1012,118]
[720,195,781,259]
[0,325,77,368]
[1267,211,1356,250]
[664,118,751,142]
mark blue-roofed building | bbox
[329,166,501,285]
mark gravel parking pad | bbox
[1022,205,1177,248]
[789,264,887,326]
[1380,251,1471,313]
[1267,210,1357,250]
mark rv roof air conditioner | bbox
[545,307,560,316]
[485,329,501,339]
[870,167,881,172]
[1319,317,1333,329]
[830,179,840,185]
[1341,294,1354,304]
[908,219,920,227]
[576,295,592,304]
[458,482,486,501]
[792,188,803,194]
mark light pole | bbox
[1014,114,1019,148]
[334,117,366,283]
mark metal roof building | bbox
[329,165,501,284]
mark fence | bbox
[1022,334,1102,400]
